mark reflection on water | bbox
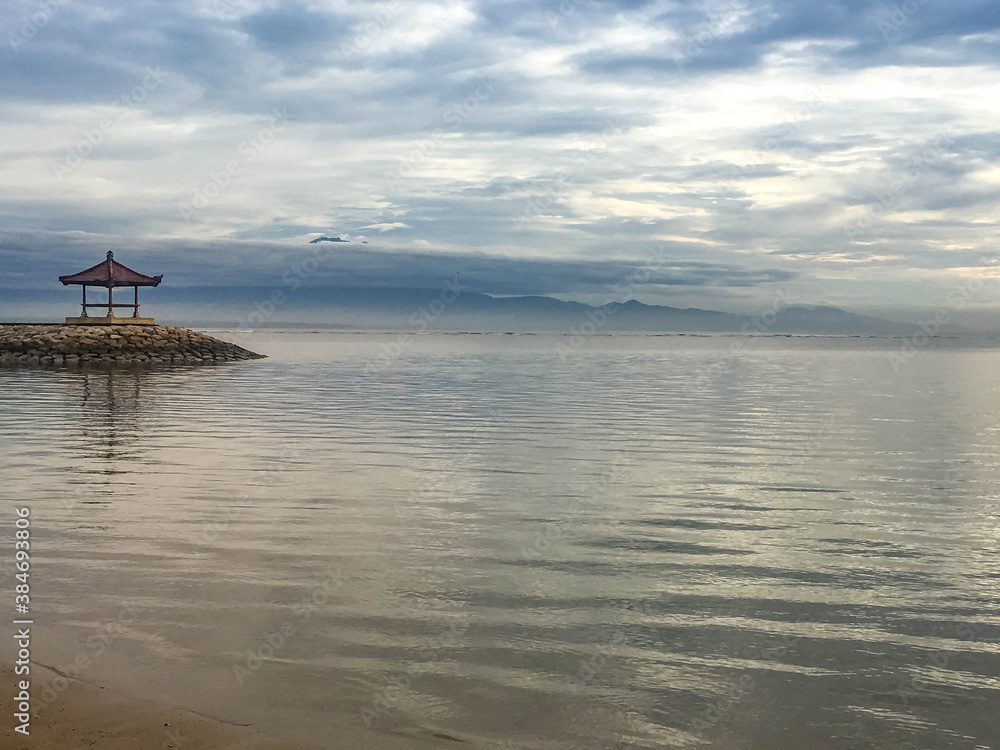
[78,369,147,464]
[1,333,999,750]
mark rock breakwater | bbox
[0,324,265,366]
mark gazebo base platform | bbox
[66,316,156,326]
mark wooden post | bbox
[81,284,88,317]
[133,286,139,317]
[108,285,114,318]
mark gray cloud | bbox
[0,230,795,296]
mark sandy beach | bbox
[1,663,468,750]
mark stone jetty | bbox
[0,324,265,366]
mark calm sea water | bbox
[1,332,998,749]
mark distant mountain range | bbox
[276,288,911,334]
[0,285,946,335]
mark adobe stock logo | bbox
[8,0,72,52]
[178,107,294,222]
[53,67,168,181]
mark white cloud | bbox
[361,222,410,232]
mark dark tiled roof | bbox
[59,252,162,287]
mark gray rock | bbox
[0,323,265,368]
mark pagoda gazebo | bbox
[60,251,163,326]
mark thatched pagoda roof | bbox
[59,252,162,288]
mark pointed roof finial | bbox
[107,251,114,260]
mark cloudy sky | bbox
[2,0,1000,320]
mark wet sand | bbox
[1,663,471,750]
